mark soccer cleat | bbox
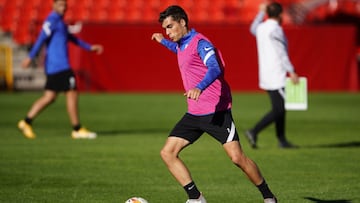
[18,120,36,139]
[185,194,207,203]
[264,197,277,203]
[71,127,97,139]
[245,130,257,148]
[279,141,298,149]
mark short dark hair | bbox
[266,2,283,18]
[159,5,188,28]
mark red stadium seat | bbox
[107,7,125,22]
[12,0,40,45]
[0,0,21,32]
[209,1,226,23]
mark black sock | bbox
[257,180,274,199]
[25,117,32,125]
[73,124,81,131]
[183,181,201,199]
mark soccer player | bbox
[18,0,103,139]
[151,5,277,203]
[247,2,299,148]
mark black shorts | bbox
[169,110,239,144]
[45,69,77,92]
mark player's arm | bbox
[196,40,222,90]
[271,29,299,84]
[22,20,53,68]
[250,4,266,36]
[151,33,177,53]
[68,33,103,54]
[184,40,222,101]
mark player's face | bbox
[53,0,67,16]
[162,16,188,42]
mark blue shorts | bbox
[169,110,239,144]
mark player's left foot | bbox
[245,130,257,148]
[279,141,298,149]
[71,127,97,139]
[185,194,207,203]
[264,197,277,203]
[18,120,36,139]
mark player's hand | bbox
[184,88,202,101]
[21,57,31,69]
[151,33,164,43]
[290,72,299,85]
[259,3,267,11]
[91,44,103,55]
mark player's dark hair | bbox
[266,2,283,18]
[159,5,188,28]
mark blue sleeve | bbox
[29,19,54,59]
[68,34,92,51]
[160,38,177,53]
[196,39,222,91]
[29,31,48,59]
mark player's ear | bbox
[180,19,186,28]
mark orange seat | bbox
[107,7,125,22]
[0,0,21,32]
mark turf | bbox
[0,92,359,203]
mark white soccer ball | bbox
[125,197,149,203]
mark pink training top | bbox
[177,33,232,115]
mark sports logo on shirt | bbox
[43,21,52,36]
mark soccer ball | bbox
[125,197,149,203]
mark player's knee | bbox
[230,154,247,167]
[273,107,285,117]
[41,95,56,104]
[160,147,178,163]
[160,148,171,162]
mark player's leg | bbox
[59,70,96,139]
[223,141,263,184]
[206,111,276,202]
[223,141,277,202]
[65,89,79,127]
[269,89,286,144]
[162,114,206,202]
[65,89,96,139]
[160,136,192,186]
[269,88,295,148]
[160,136,206,203]
[27,90,58,119]
[206,111,264,184]
[18,90,57,138]
[245,90,276,148]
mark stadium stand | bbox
[0,0,359,90]
[1,0,359,46]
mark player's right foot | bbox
[18,120,36,139]
[264,197,277,203]
[71,127,97,139]
[185,194,207,203]
[245,130,257,148]
[279,141,298,149]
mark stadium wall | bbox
[69,24,359,92]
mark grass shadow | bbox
[304,197,352,203]
[304,141,360,149]
[96,128,169,136]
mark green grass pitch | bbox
[0,92,359,202]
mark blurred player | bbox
[247,2,299,148]
[18,0,103,139]
[152,5,278,203]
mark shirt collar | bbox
[178,29,197,50]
